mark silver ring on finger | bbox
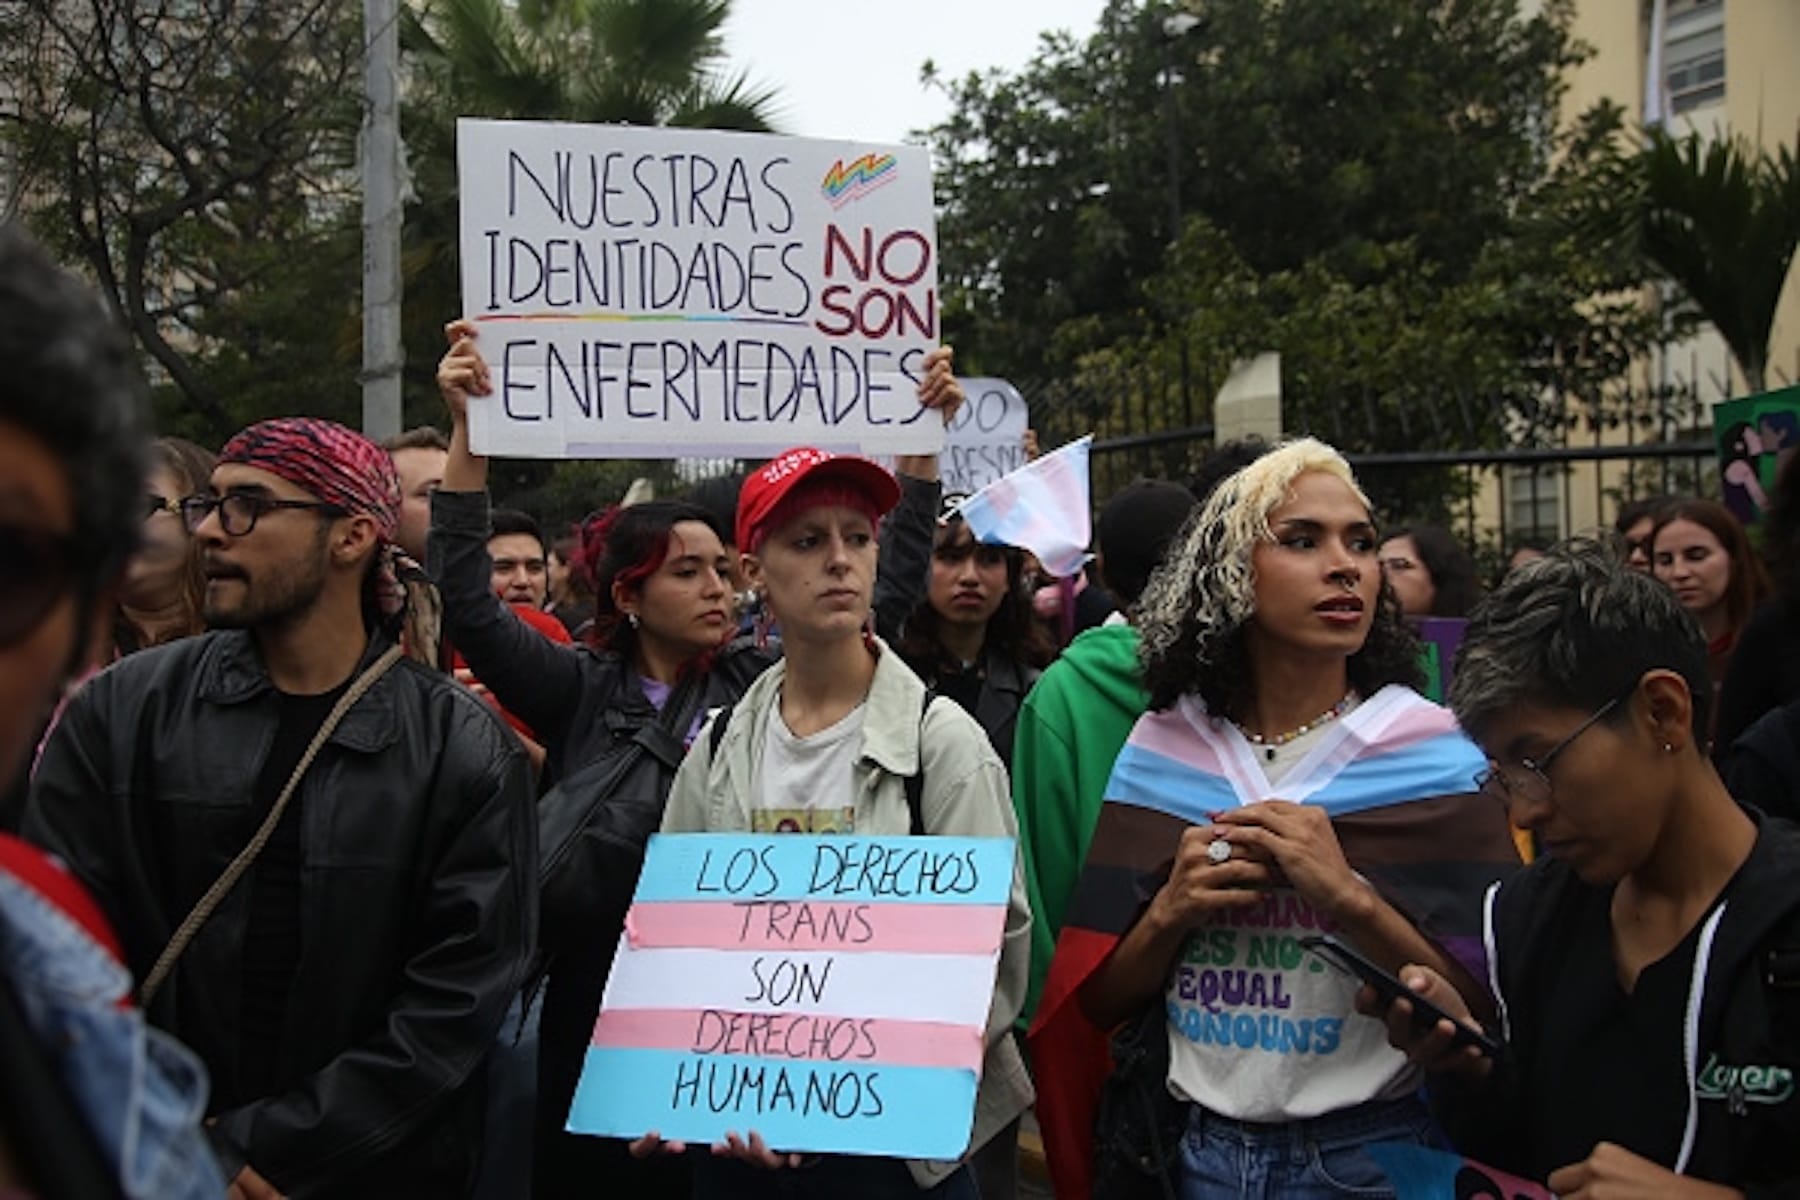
[1207,838,1232,865]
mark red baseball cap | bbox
[735,447,901,552]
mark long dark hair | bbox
[1384,523,1481,618]
[1650,498,1771,639]
[574,500,725,662]
[897,520,1055,675]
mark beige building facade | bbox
[1473,0,1800,546]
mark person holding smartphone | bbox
[1361,538,1800,1199]
[1030,439,1521,1200]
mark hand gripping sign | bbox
[457,119,945,460]
[566,833,1013,1159]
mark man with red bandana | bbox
[26,416,537,1199]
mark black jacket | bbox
[1436,815,1800,1199]
[24,631,537,1198]
[1725,699,1800,825]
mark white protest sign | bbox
[940,377,1029,494]
[457,119,945,459]
[566,833,1014,1159]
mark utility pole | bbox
[361,0,403,442]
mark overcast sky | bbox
[720,0,1110,146]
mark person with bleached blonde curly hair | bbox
[1029,438,1521,1200]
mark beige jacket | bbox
[663,641,1035,1187]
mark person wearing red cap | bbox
[639,446,1035,1199]
[27,414,538,1199]
[429,321,965,1199]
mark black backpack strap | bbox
[907,691,933,836]
[707,702,735,759]
[711,692,932,831]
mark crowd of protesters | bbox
[7,215,1800,1200]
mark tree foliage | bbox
[0,0,365,444]
[925,0,1666,487]
[1631,129,1800,394]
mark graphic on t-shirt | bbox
[1166,890,1350,1058]
[752,807,856,835]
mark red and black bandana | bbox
[218,417,401,542]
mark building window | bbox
[1506,465,1562,543]
[1664,0,1725,115]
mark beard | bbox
[204,547,329,631]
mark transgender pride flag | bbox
[954,435,1093,577]
[566,833,1015,1159]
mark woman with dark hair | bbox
[1029,439,1519,1200]
[116,436,214,655]
[1717,456,1800,757]
[1365,538,1800,1198]
[897,497,1055,770]
[1650,499,1770,744]
[430,319,963,1198]
[1378,523,1481,618]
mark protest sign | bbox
[567,833,1014,1159]
[1367,1143,1553,1200]
[457,119,944,459]
[1713,385,1800,527]
[956,435,1094,577]
[941,378,1029,494]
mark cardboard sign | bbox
[566,833,1014,1159]
[457,119,945,459]
[1367,1143,1553,1200]
[941,378,1029,494]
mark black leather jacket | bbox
[25,631,538,1198]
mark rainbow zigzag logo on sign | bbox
[820,153,898,208]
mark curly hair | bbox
[1137,438,1422,714]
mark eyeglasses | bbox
[180,493,345,537]
[144,493,183,520]
[1474,695,1623,810]
[0,524,78,648]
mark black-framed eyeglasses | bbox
[144,493,183,520]
[180,493,345,537]
[0,524,80,649]
[1474,694,1623,810]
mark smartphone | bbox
[1299,934,1501,1057]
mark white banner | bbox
[940,377,1029,494]
[457,119,945,459]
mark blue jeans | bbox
[1176,1096,1442,1199]
[693,1154,981,1199]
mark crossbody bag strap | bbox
[137,644,407,1006]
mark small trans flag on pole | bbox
[954,435,1093,578]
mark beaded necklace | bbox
[1234,691,1358,762]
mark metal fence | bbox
[1018,359,1723,561]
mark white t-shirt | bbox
[1163,702,1420,1121]
[749,701,866,834]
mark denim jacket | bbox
[664,641,1036,1187]
[0,849,221,1199]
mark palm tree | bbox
[394,0,782,423]
[1637,129,1800,395]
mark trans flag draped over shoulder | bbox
[1027,685,1522,1200]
